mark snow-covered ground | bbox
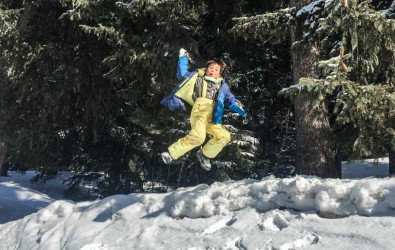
[342,158,389,179]
[1,166,395,250]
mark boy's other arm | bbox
[225,91,247,117]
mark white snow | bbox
[240,152,255,158]
[280,84,300,94]
[0,171,91,224]
[1,168,395,249]
[0,181,53,224]
[231,135,259,148]
[115,2,132,8]
[381,1,395,16]
[342,158,389,179]
[296,0,325,17]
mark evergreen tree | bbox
[233,0,395,176]
[0,67,8,176]
[0,0,311,194]
[0,0,147,194]
[0,1,23,176]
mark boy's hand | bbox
[179,48,189,58]
[179,48,194,63]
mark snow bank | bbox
[168,176,395,218]
[1,176,395,250]
[3,175,395,222]
[0,181,53,224]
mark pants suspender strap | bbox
[202,79,207,98]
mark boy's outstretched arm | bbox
[225,91,247,117]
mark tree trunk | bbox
[290,0,338,178]
[383,142,395,175]
[335,146,343,177]
[389,150,395,175]
[0,142,7,176]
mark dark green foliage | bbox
[0,0,23,9]
[218,39,295,178]
[234,0,395,167]
[0,0,300,195]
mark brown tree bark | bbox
[389,150,395,175]
[290,0,338,177]
[384,142,395,175]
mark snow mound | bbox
[1,176,395,250]
[167,176,395,218]
[0,181,53,223]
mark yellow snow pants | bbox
[168,98,231,159]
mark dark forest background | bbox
[0,0,394,198]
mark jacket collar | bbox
[197,68,223,84]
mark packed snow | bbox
[0,180,53,224]
[1,167,395,250]
[342,158,389,179]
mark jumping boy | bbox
[160,49,246,171]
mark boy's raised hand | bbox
[179,48,194,63]
[179,48,188,58]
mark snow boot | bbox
[161,152,173,164]
[196,150,211,171]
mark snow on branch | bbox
[232,8,296,44]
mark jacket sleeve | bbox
[225,91,247,117]
[161,56,189,112]
[176,56,189,81]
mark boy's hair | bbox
[206,58,226,73]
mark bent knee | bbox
[218,131,231,144]
[224,132,231,143]
[194,137,206,146]
[188,132,206,146]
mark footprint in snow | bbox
[202,216,237,234]
[79,243,109,250]
[259,213,290,232]
[279,233,320,250]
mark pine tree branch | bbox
[232,7,296,44]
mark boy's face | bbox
[205,63,221,79]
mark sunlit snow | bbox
[1,167,395,250]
